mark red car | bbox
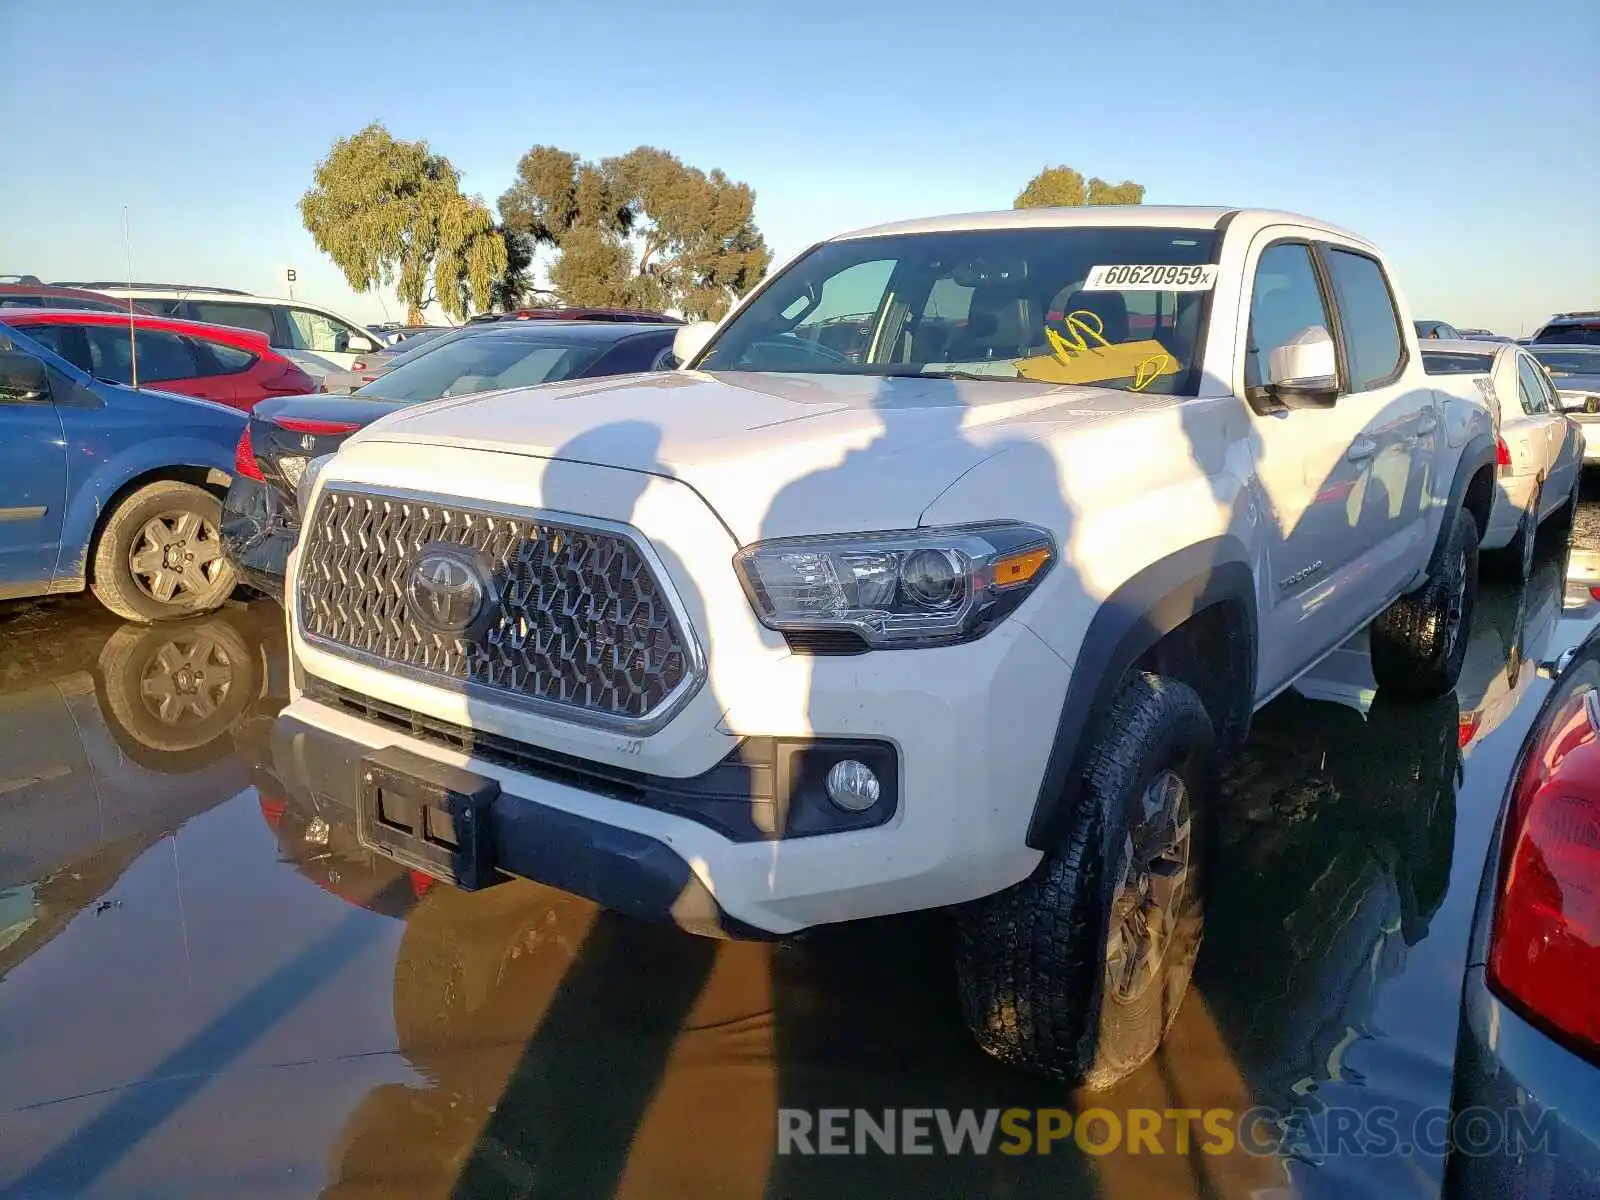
[0,309,315,410]
[0,283,155,313]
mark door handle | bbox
[1417,410,1439,434]
[1347,439,1378,462]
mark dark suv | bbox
[1532,311,1600,345]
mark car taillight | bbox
[1496,436,1512,471]
[351,361,367,371]
[273,417,362,436]
[1459,713,1482,748]
[260,364,315,394]
[234,426,265,482]
[1487,685,1600,1061]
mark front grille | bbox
[297,488,696,727]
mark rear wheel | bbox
[1370,506,1478,698]
[1489,490,1539,582]
[955,672,1213,1087]
[1550,469,1583,532]
[90,480,236,622]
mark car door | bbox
[1239,237,1384,695]
[1515,351,1570,513]
[1318,243,1435,598]
[0,334,68,595]
[281,306,379,371]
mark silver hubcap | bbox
[128,510,226,604]
[1106,769,1194,1004]
[139,630,236,724]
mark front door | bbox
[1239,237,1382,696]
[0,339,68,595]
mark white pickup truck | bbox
[271,206,1497,1086]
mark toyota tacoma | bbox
[271,206,1497,1085]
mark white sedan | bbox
[1422,339,1584,579]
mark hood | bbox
[347,370,1143,541]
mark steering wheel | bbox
[746,335,852,367]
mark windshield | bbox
[696,226,1221,395]
[1531,347,1600,375]
[356,333,607,403]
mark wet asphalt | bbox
[5,490,1600,1200]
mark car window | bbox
[1534,323,1600,346]
[1246,243,1333,390]
[201,341,257,374]
[1421,350,1494,375]
[188,301,278,342]
[12,323,94,373]
[83,326,202,385]
[286,307,358,354]
[699,226,1221,395]
[1324,248,1404,389]
[1531,349,1600,375]
[0,296,43,308]
[139,299,186,317]
[359,335,608,404]
[1515,355,1549,415]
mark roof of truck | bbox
[835,206,1365,243]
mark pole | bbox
[122,207,138,389]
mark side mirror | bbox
[672,321,718,369]
[1266,326,1339,408]
[349,334,378,355]
[1539,646,1579,680]
[1558,391,1597,414]
[0,351,49,403]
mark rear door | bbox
[0,331,68,594]
[1515,351,1571,511]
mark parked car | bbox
[0,324,243,621]
[1421,339,1583,578]
[50,282,383,379]
[317,325,485,394]
[1444,621,1600,1197]
[0,284,153,314]
[1531,311,1600,346]
[1458,328,1516,343]
[467,305,684,326]
[0,309,316,410]
[269,206,1499,1087]
[1415,318,1463,340]
[1529,346,1600,457]
[222,320,679,599]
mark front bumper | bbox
[220,475,294,602]
[273,605,1066,938]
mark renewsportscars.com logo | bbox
[777,1105,1558,1159]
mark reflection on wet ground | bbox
[4,496,1600,1198]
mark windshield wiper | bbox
[876,367,1026,383]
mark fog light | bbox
[825,759,880,812]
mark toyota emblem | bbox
[406,543,497,637]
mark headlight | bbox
[733,523,1055,649]
[296,452,335,516]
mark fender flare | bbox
[1025,536,1257,852]
[57,438,238,578]
[1429,435,1496,577]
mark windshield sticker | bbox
[1014,310,1180,389]
[1082,264,1217,292]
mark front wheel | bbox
[1370,505,1478,698]
[90,480,236,622]
[1488,490,1538,582]
[955,672,1213,1088]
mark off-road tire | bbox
[955,672,1213,1088]
[90,479,236,623]
[1488,489,1539,582]
[1370,506,1478,698]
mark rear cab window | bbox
[1421,350,1495,375]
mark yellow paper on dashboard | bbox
[1015,337,1180,389]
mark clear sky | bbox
[1,0,1594,334]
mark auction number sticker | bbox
[1083,264,1218,291]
